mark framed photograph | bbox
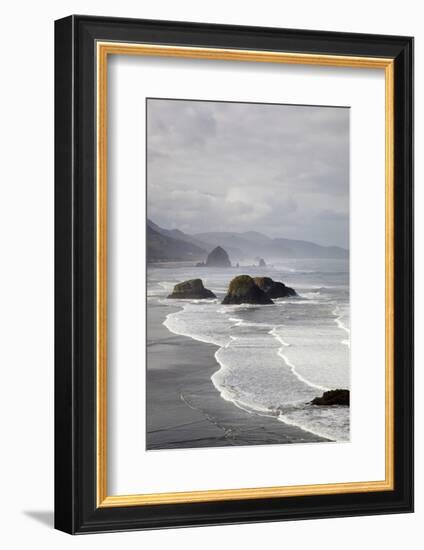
[54,15,413,534]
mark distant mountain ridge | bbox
[147,219,348,262]
[194,231,348,259]
[147,219,209,250]
[146,221,206,262]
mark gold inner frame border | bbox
[96,42,394,508]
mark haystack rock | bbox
[258,258,266,267]
[222,275,274,305]
[253,276,297,299]
[206,246,231,267]
[167,279,216,299]
[311,389,350,406]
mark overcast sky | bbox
[147,98,349,248]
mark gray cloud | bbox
[147,99,349,248]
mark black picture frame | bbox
[55,14,414,534]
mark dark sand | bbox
[146,301,327,450]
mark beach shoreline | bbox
[146,300,328,450]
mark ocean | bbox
[147,258,350,443]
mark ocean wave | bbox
[163,302,231,347]
[275,299,322,305]
[278,405,350,442]
[272,265,317,274]
[332,305,351,348]
[300,291,322,298]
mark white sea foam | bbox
[278,405,350,442]
[275,299,322,305]
[333,305,351,348]
[163,302,231,348]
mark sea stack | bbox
[222,275,274,305]
[167,279,216,299]
[205,246,231,267]
[253,277,297,298]
[311,389,350,406]
[258,258,266,267]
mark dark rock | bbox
[311,389,350,406]
[167,279,216,299]
[206,246,231,267]
[258,258,266,267]
[195,262,205,267]
[222,275,274,305]
[253,276,297,298]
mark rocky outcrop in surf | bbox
[253,277,297,299]
[311,389,350,406]
[206,246,231,267]
[222,275,274,305]
[167,279,216,300]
